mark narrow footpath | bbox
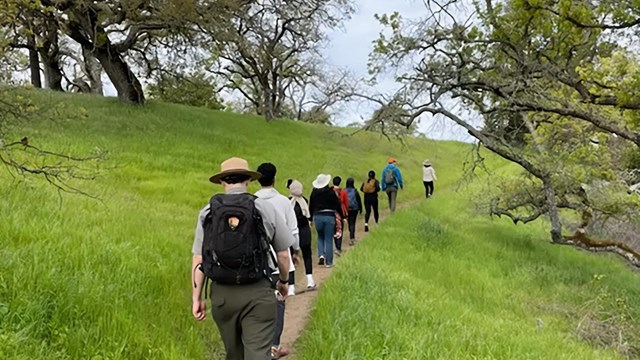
[281,217,371,359]
[280,199,420,359]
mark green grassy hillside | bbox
[3,90,639,360]
[297,164,640,359]
[0,90,449,359]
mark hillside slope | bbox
[0,90,457,359]
[296,162,640,359]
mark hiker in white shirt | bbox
[255,162,300,359]
[422,159,437,198]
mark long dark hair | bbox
[346,177,355,188]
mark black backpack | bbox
[346,188,358,210]
[201,193,271,285]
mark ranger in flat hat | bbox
[191,157,294,360]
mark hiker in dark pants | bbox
[360,170,380,232]
[191,157,293,360]
[288,180,316,289]
[345,177,362,245]
[255,163,301,359]
[381,157,404,213]
[422,159,437,198]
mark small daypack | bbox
[362,179,376,193]
[201,193,270,285]
[346,188,358,210]
[383,168,396,185]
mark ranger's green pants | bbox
[210,279,277,360]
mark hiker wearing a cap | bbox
[288,180,316,289]
[360,170,380,232]
[381,157,404,213]
[191,157,294,360]
[255,163,300,359]
[331,176,349,256]
[309,174,344,267]
[422,159,437,198]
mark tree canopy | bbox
[370,0,640,261]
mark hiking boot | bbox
[318,256,325,265]
[271,345,290,359]
[364,223,369,232]
[334,249,342,257]
[349,239,355,246]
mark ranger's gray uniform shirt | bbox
[192,189,294,270]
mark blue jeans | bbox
[314,213,335,266]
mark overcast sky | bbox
[325,0,471,141]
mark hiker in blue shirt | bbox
[381,157,403,213]
[344,177,362,245]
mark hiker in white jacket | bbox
[422,159,437,198]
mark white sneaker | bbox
[287,285,296,296]
[306,274,316,289]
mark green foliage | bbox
[148,73,223,110]
[0,87,103,195]
[365,102,417,137]
[297,176,640,359]
[299,105,332,124]
[622,147,640,171]
[368,0,640,243]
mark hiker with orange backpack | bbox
[381,157,404,213]
[360,170,380,232]
[345,177,362,245]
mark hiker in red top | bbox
[332,176,349,256]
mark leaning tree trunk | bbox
[27,36,41,88]
[40,26,63,91]
[42,59,63,91]
[262,87,274,121]
[28,49,41,88]
[92,44,144,104]
[63,8,143,104]
[82,48,103,95]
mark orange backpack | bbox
[363,179,376,193]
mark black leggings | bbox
[347,210,359,240]
[423,181,434,198]
[364,194,379,223]
[299,225,313,275]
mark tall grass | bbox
[296,172,640,359]
[0,90,447,359]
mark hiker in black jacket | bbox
[360,170,380,232]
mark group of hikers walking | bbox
[190,156,436,360]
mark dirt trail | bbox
[279,218,371,359]
[280,198,421,359]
